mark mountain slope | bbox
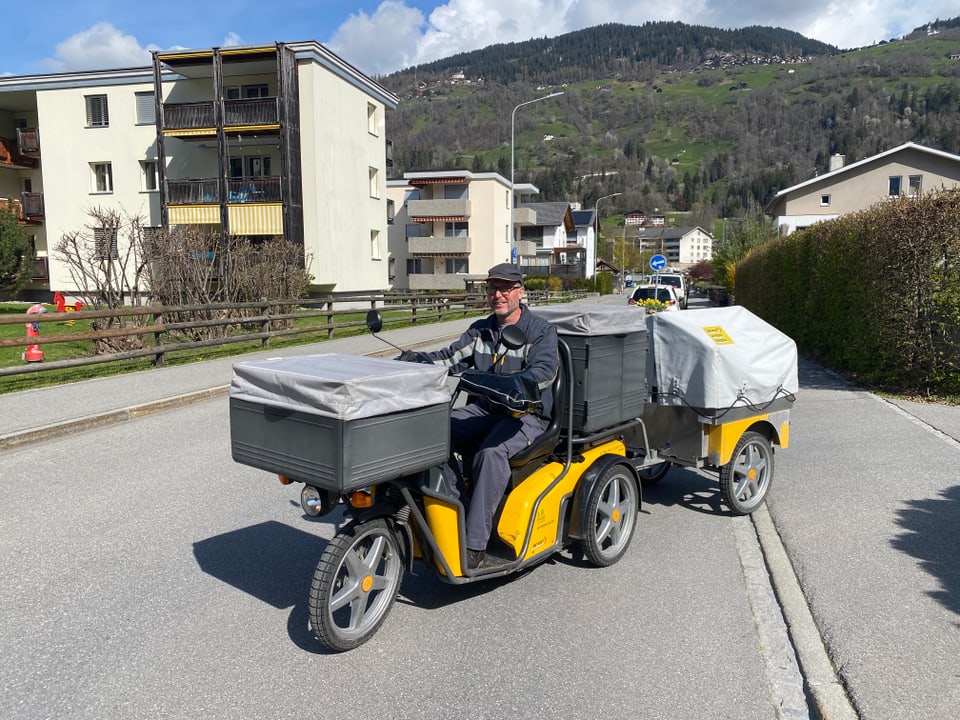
[381,20,960,222]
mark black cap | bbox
[486,263,524,284]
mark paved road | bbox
[2,294,958,719]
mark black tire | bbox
[582,464,640,566]
[308,517,403,652]
[637,461,671,487]
[719,431,774,515]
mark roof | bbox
[518,201,575,230]
[637,225,711,240]
[772,142,960,200]
[571,209,596,227]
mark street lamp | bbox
[592,192,621,279]
[510,91,564,262]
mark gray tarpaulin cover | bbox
[533,303,647,335]
[230,354,452,420]
[646,306,798,409]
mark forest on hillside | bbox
[380,20,960,225]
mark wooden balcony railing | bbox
[222,98,278,126]
[166,177,281,205]
[162,101,216,130]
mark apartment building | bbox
[387,170,519,290]
[635,225,714,268]
[0,41,398,300]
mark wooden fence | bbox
[0,290,583,378]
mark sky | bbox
[1,0,956,78]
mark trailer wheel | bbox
[582,463,639,566]
[719,431,774,515]
[309,517,403,652]
[638,461,671,487]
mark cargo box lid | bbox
[533,303,647,336]
[646,306,798,410]
[230,354,452,420]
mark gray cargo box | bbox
[229,354,452,490]
[533,304,648,432]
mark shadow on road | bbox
[193,520,330,652]
[641,466,728,515]
[891,484,960,618]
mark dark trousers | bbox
[445,403,547,551]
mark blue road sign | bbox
[650,254,667,271]
[511,246,518,263]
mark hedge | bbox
[737,188,960,395]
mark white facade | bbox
[0,41,398,298]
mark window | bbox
[908,175,922,196]
[91,162,113,193]
[247,156,270,177]
[369,167,379,198]
[888,176,902,197]
[226,84,270,99]
[444,184,468,200]
[406,258,422,274]
[367,103,378,135]
[85,95,109,127]
[370,229,381,260]
[94,227,118,260]
[141,160,158,191]
[404,189,420,203]
[446,258,469,274]
[135,92,155,124]
[405,224,422,239]
[445,221,468,237]
[820,194,831,206]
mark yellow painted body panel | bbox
[705,409,790,465]
[423,495,462,577]
[498,440,626,560]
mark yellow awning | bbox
[228,203,283,235]
[169,205,221,225]
[163,128,217,137]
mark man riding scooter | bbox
[403,263,559,569]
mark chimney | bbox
[829,154,846,172]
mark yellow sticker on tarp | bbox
[703,325,734,345]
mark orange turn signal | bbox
[278,475,293,485]
[349,490,374,509]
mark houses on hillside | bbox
[0,41,399,300]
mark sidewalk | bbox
[0,316,477,450]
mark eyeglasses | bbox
[485,284,522,296]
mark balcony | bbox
[17,128,40,156]
[162,98,280,133]
[0,195,43,224]
[31,257,49,283]
[162,101,216,131]
[408,273,470,291]
[408,235,472,256]
[513,207,537,226]
[0,136,37,168]
[165,177,281,205]
[223,97,279,128]
[407,198,471,221]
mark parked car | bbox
[655,273,687,309]
[628,284,680,311]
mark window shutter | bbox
[135,92,156,124]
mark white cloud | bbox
[42,22,159,72]
[329,0,960,75]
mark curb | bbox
[0,386,230,452]
[753,505,860,720]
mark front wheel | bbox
[719,431,774,515]
[309,517,404,652]
[582,464,639,566]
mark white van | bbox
[655,273,687,309]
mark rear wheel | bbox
[719,431,774,515]
[638,461,671,487]
[309,517,403,652]
[582,464,639,566]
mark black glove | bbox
[397,350,430,363]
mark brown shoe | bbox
[466,549,486,570]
